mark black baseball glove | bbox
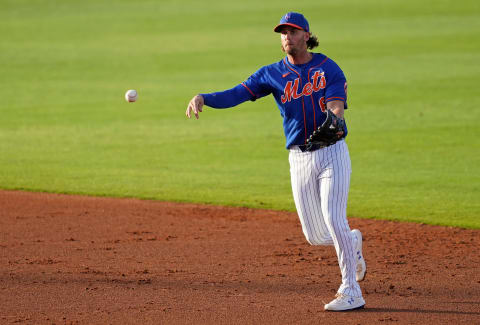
[305,110,346,151]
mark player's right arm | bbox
[185,67,272,119]
[186,84,253,119]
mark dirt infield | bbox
[0,190,479,324]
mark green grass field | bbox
[1,0,479,228]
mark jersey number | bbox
[319,97,326,112]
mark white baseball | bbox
[125,89,138,102]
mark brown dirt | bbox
[0,190,479,325]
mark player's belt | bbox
[297,144,323,152]
[296,138,344,152]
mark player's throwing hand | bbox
[186,95,204,119]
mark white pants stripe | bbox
[289,140,361,297]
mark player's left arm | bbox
[326,100,345,138]
[326,100,345,119]
[324,59,348,120]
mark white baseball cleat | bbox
[352,229,366,282]
[324,293,366,311]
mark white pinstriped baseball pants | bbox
[288,140,362,297]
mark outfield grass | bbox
[0,0,479,228]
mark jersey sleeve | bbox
[201,84,252,109]
[324,60,348,109]
[241,66,273,101]
[201,66,273,109]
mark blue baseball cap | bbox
[274,12,310,33]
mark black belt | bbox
[297,143,325,152]
[297,139,343,152]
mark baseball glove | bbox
[305,110,345,151]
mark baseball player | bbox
[186,12,367,311]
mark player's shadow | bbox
[361,305,480,316]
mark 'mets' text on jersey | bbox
[281,70,326,104]
[201,53,348,149]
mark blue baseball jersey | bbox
[201,53,348,149]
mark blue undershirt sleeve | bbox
[201,84,254,109]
